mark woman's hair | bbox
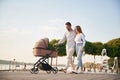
[75,25,83,33]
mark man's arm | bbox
[57,33,66,45]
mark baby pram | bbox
[30,38,58,74]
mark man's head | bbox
[65,22,72,31]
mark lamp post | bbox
[13,59,16,72]
[9,61,12,71]
[113,57,119,73]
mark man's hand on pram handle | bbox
[54,43,60,47]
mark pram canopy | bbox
[33,38,49,49]
[33,38,57,57]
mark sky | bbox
[0,0,120,63]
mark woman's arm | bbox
[81,34,86,48]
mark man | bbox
[56,22,76,73]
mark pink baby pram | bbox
[30,38,58,74]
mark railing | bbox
[0,64,33,71]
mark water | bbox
[0,64,33,70]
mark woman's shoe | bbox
[77,67,84,73]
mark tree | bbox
[48,39,66,56]
[85,42,104,72]
[92,42,104,55]
[48,39,58,50]
[85,41,95,55]
[104,38,120,68]
[104,38,120,58]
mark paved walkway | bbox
[0,71,120,80]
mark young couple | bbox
[56,22,86,74]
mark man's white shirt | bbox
[58,30,76,48]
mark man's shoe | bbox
[72,71,78,74]
[61,68,67,73]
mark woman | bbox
[74,25,86,73]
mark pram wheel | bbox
[30,67,39,74]
[52,67,58,74]
[46,70,51,74]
